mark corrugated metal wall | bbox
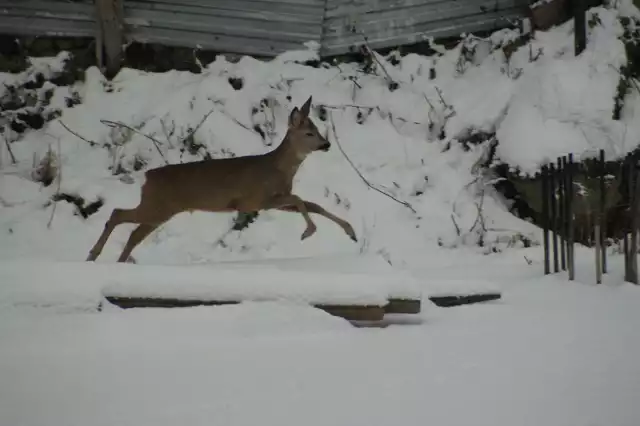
[0,0,529,57]
[0,0,96,38]
[123,0,326,57]
[322,0,530,56]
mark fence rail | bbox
[1,0,530,71]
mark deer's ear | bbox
[288,107,302,127]
[300,96,312,117]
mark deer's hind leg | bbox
[278,200,357,242]
[117,223,165,263]
[264,194,317,240]
[86,206,173,262]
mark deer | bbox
[86,96,358,263]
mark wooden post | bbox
[574,0,586,56]
[595,221,602,284]
[567,154,575,281]
[599,149,607,274]
[542,165,550,275]
[550,163,559,273]
[95,0,124,79]
[624,154,633,282]
[558,157,566,270]
[630,160,640,284]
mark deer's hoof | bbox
[344,224,357,242]
[301,225,317,240]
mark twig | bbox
[360,33,395,85]
[47,139,62,229]
[159,117,175,149]
[178,108,215,147]
[58,120,97,147]
[435,86,456,119]
[451,213,461,236]
[609,64,640,95]
[321,103,376,110]
[422,93,436,111]
[328,112,416,214]
[322,104,421,125]
[2,133,17,164]
[100,119,169,165]
[468,189,487,234]
[219,109,255,134]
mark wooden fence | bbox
[540,149,640,284]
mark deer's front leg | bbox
[265,194,317,240]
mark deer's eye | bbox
[305,132,314,136]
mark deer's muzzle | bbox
[319,142,331,152]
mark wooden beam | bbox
[428,293,501,307]
[385,298,421,314]
[104,296,400,322]
[95,0,124,79]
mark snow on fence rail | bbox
[0,0,530,77]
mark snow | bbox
[2,1,640,425]
[2,258,640,426]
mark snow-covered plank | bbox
[102,296,388,321]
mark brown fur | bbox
[86,96,357,263]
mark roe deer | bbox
[86,96,357,263]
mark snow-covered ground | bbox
[1,1,640,425]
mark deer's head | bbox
[287,96,331,154]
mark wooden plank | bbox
[385,298,421,314]
[104,296,387,321]
[428,293,501,307]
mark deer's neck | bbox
[270,134,307,177]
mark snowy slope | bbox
[1,5,638,268]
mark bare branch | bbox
[360,34,395,85]
[178,108,215,147]
[451,213,461,236]
[321,104,376,110]
[58,120,97,147]
[468,189,487,234]
[2,132,17,164]
[218,108,256,134]
[100,119,169,165]
[159,118,175,149]
[329,112,417,214]
[609,64,640,95]
[47,139,62,229]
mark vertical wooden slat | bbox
[599,149,607,274]
[595,221,602,284]
[95,0,124,79]
[558,157,566,271]
[550,163,559,273]
[574,0,586,55]
[630,157,640,284]
[542,165,550,275]
[567,153,575,281]
[624,154,632,282]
